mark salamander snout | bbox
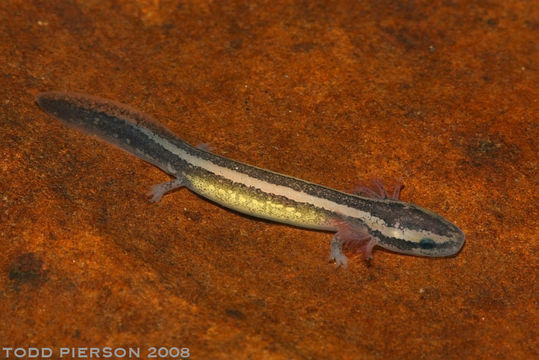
[370,201,465,257]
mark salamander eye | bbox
[419,237,435,249]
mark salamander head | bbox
[366,200,465,257]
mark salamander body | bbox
[36,92,465,267]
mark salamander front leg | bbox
[147,178,186,202]
[328,217,379,267]
[330,235,348,268]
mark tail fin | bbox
[36,91,183,172]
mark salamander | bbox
[36,91,465,267]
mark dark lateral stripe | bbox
[371,229,458,252]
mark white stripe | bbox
[141,128,368,214]
[140,126,446,243]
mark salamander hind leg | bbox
[147,177,187,202]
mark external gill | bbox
[329,180,404,268]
